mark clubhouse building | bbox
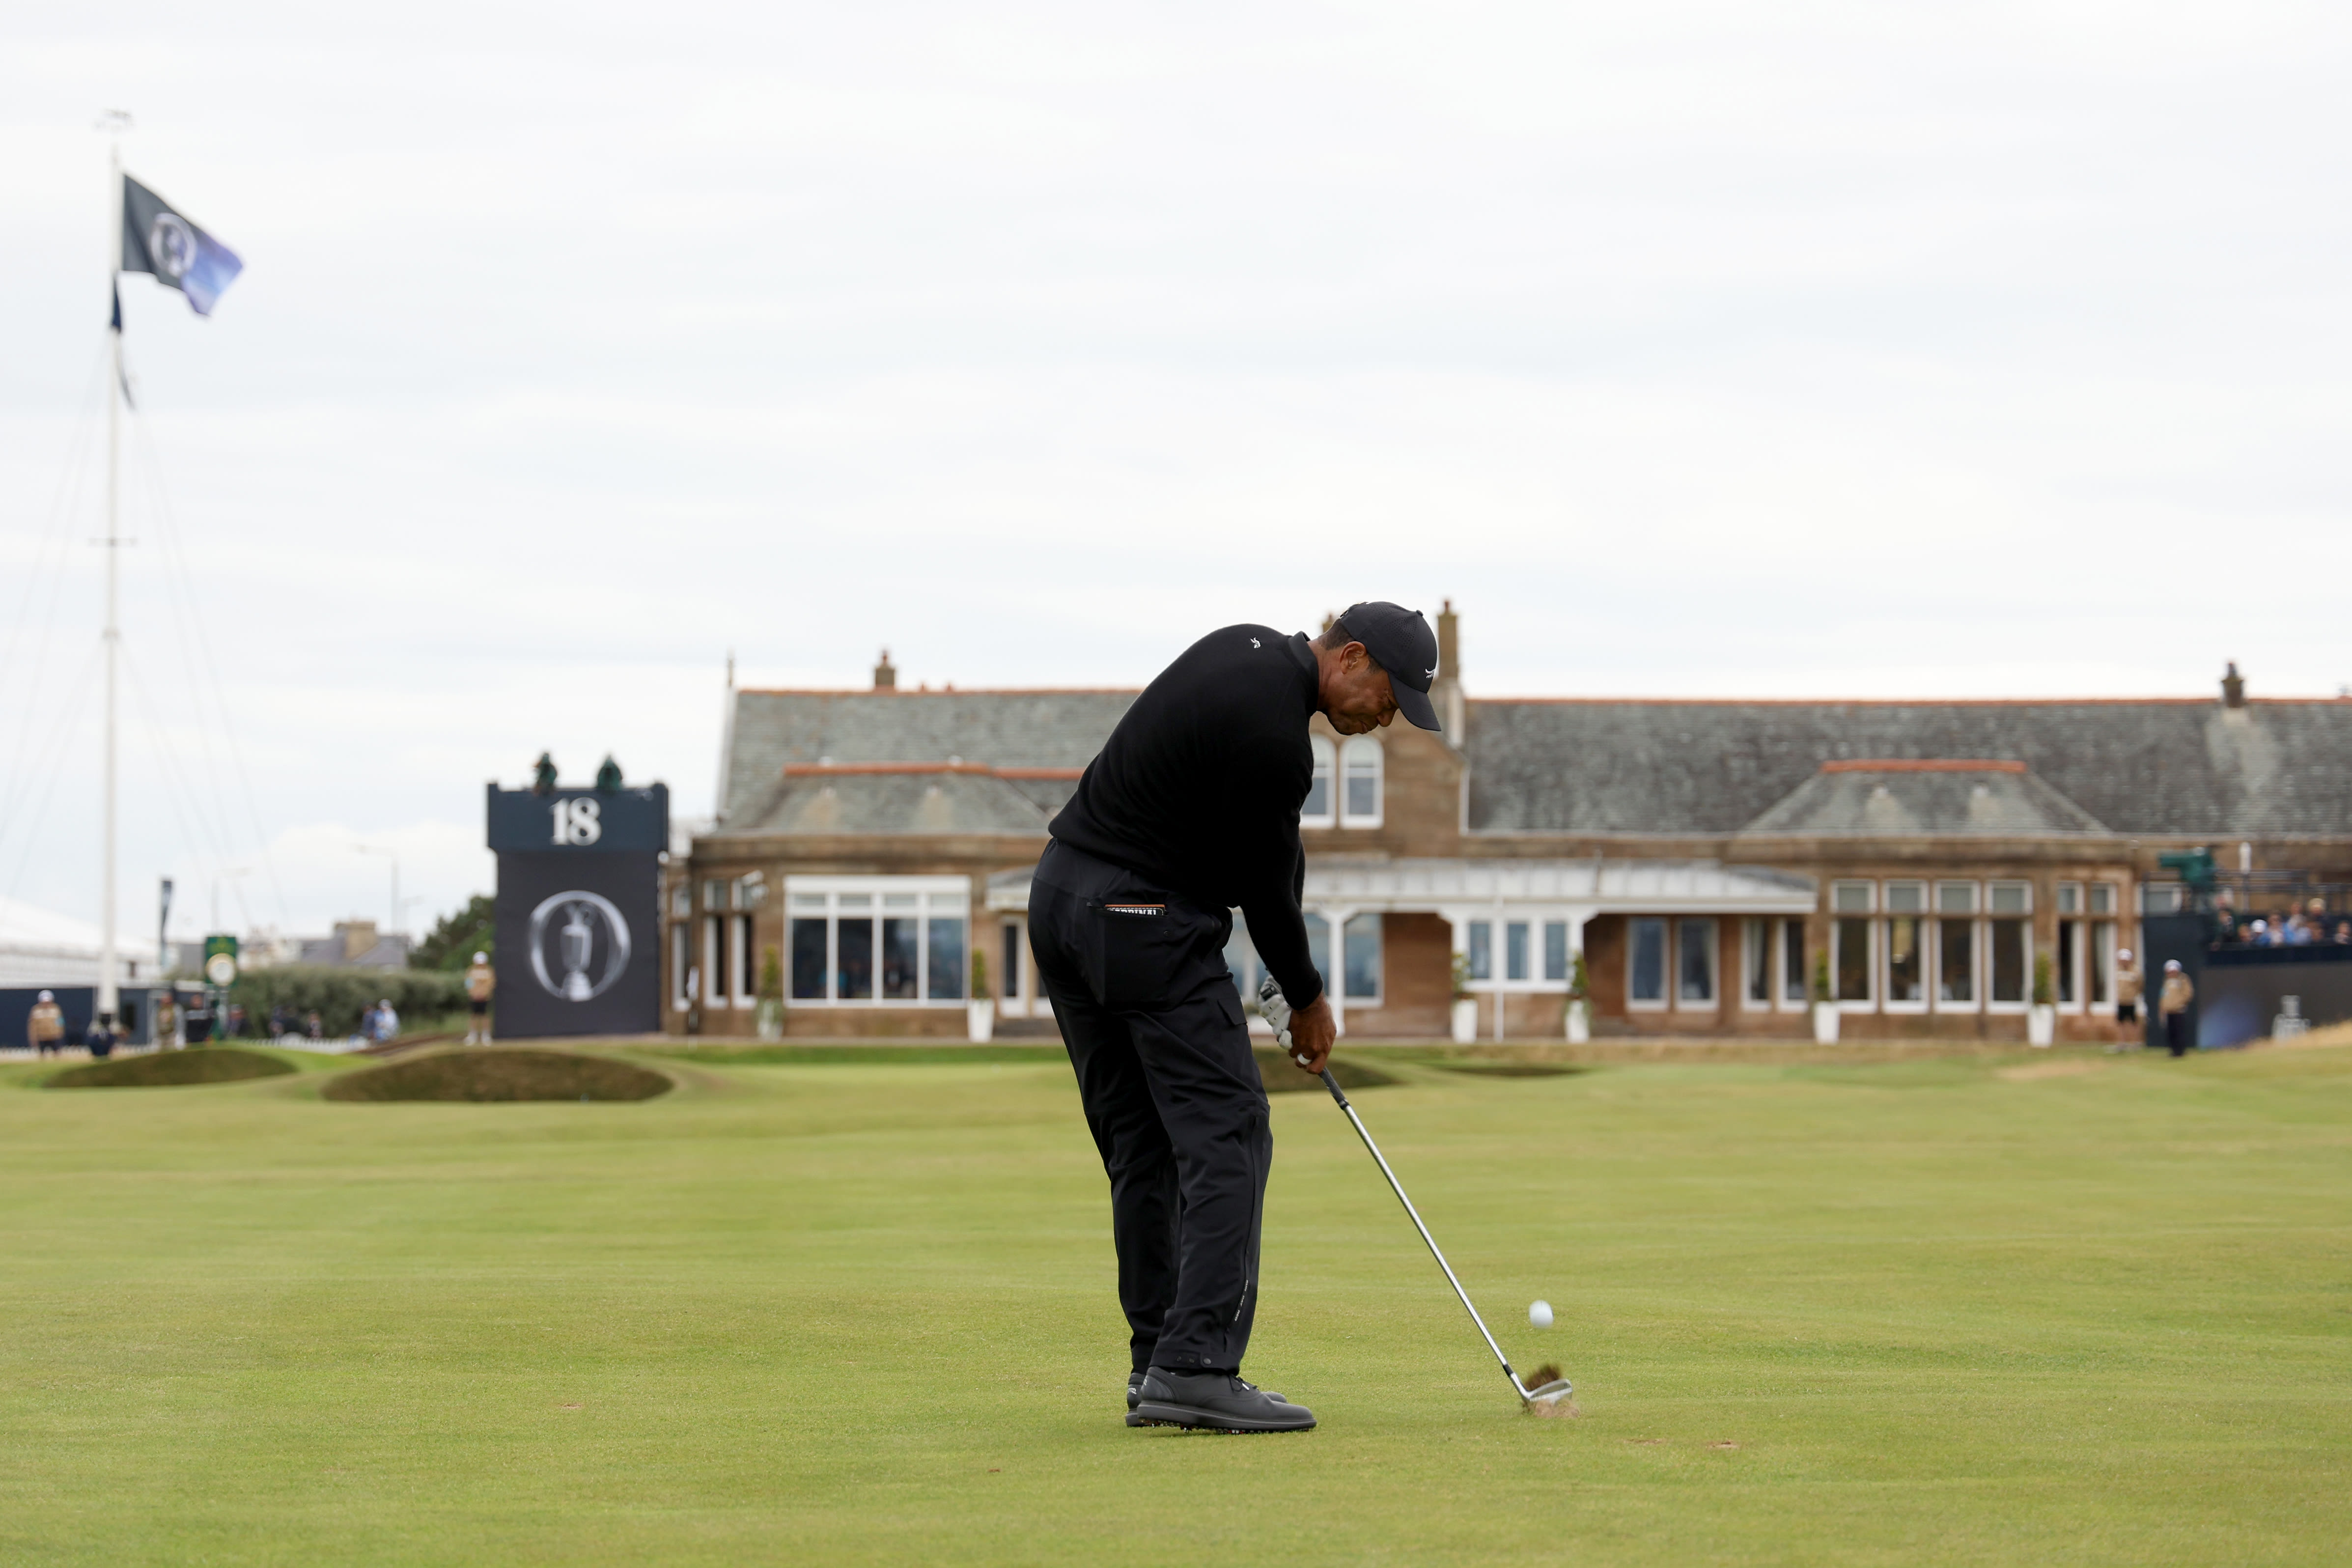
[668,610,2352,1043]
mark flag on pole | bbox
[120,175,243,316]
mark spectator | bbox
[226,1002,248,1037]
[304,1009,324,1041]
[27,990,64,1057]
[2248,919,2272,946]
[464,952,495,1046]
[153,990,180,1050]
[2288,913,2316,946]
[2115,949,2143,1030]
[2336,921,2352,945]
[370,999,400,1044]
[2158,960,2195,1058]
[84,1013,117,1060]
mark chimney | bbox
[873,648,897,691]
[338,920,379,963]
[1433,598,1464,741]
[2221,661,2245,708]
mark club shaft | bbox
[1321,1070,1523,1393]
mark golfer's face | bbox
[1328,660,1399,735]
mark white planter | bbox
[1450,998,1479,1045]
[2027,1004,2056,1047]
[967,999,996,1043]
[1812,1003,1841,1044]
[1565,1000,1590,1044]
[754,999,783,1041]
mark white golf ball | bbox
[1529,1299,1554,1329]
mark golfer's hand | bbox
[1288,995,1337,1074]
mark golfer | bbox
[1031,603,1443,1433]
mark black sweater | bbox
[1049,625,1323,1010]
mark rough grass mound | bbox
[1251,1048,1397,1093]
[323,1048,672,1103]
[49,1047,297,1090]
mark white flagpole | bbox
[99,120,125,1026]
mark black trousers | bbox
[1030,840,1270,1376]
[2165,1011,2189,1057]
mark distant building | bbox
[672,608,2352,1042]
[177,920,410,974]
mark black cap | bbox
[1335,601,1443,732]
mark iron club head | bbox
[1517,1374,1574,1407]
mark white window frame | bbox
[730,914,756,1007]
[671,922,690,1012]
[1302,737,1337,829]
[1879,882,1928,1014]
[1457,911,1587,997]
[2054,914,2087,1014]
[1779,918,1807,1010]
[1932,883,1981,1013]
[703,913,729,1009]
[1833,916,1876,1012]
[781,875,974,1008]
[1741,917,1773,1013]
[1341,912,1383,1004]
[1673,917,1718,1011]
[1985,881,2034,1013]
[999,918,1027,1013]
[1626,916,1669,1012]
[1338,736,1384,829]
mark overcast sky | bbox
[3,1,2349,944]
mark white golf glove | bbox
[1255,974,1309,1068]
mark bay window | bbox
[784,877,971,1005]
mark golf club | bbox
[1259,975,1573,1410]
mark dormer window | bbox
[1302,737,1336,828]
[1339,736,1383,828]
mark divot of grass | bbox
[321,1048,672,1103]
[47,1047,296,1090]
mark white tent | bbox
[0,896,135,989]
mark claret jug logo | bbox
[527,891,633,1002]
[148,213,196,280]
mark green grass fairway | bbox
[3,1042,2348,1565]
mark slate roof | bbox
[728,767,1057,837]
[714,684,2352,841]
[718,689,1134,828]
[1738,762,2111,837]
[1464,699,2352,838]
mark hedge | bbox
[227,966,471,1036]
